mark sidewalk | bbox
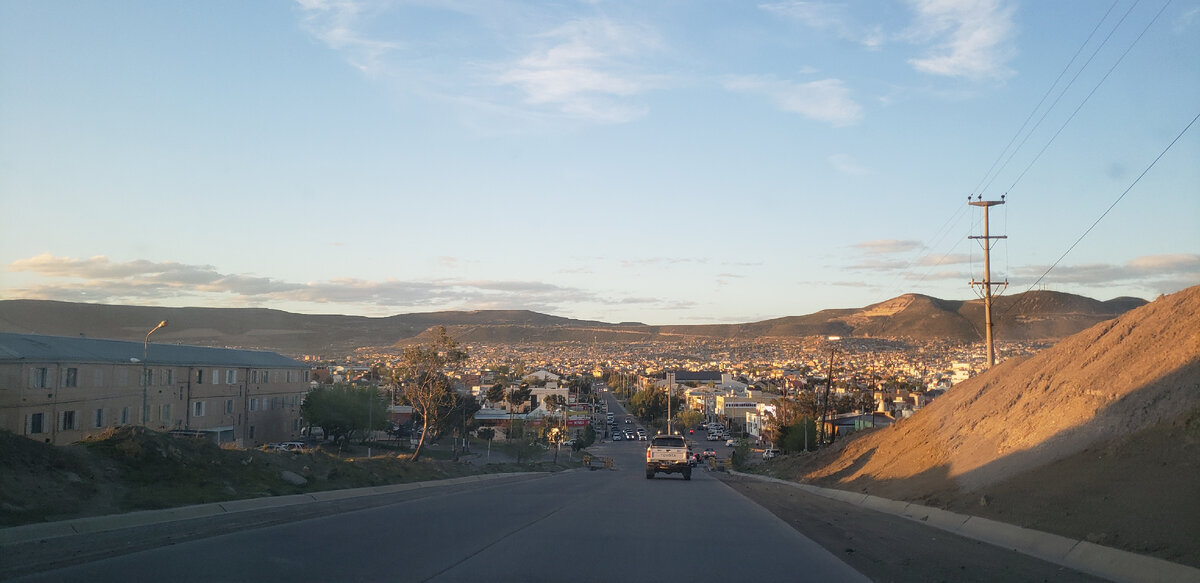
[729,471,1200,583]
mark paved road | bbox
[6,390,1109,582]
[11,442,868,582]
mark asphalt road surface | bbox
[7,391,1107,582]
[11,442,867,583]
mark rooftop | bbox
[0,333,305,368]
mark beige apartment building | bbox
[0,333,310,447]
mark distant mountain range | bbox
[0,291,1146,355]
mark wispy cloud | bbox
[723,75,862,126]
[621,257,711,268]
[759,1,885,48]
[294,0,399,76]
[904,0,1016,80]
[1012,254,1200,292]
[493,17,662,123]
[5,254,666,314]
[853,239,925,254]
[828,153,869,175]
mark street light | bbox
[142,320,168,426]
[819,335,841,446]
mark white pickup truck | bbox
[645,434,692,480]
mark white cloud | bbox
[853,240,925,254]
[294,0,399,76]
[723,75,862,126]
[1014,254,1200,288]
[759,1,886,48]
[493,17,662,123]
[4,254,664,314]
[904,0,1016,80]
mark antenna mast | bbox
[969,195,1008,368]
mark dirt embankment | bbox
[0,426,557,528]
[760,285,1200,567]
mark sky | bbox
[1,0,1197,325]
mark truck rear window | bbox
[651,436,685,447]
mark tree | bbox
[543,394,567,411]
[779,418,817,453]
[299,383,386,446]
[392,327,467,462]
[485,383,506,406]
[445,391,481,461]
[573,424,595,451]
[505,385,532,438]
[675,409,703,431]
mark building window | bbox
[64,368,78,388]
[304,371,310,382]
[60,410,77,431]
[212,369,220,384]
[145,368,153,386]
[166,369,174,385]
[226,370,237,384]
[225,399,234,415]
[249,425,255,439]
[30,367,48,388]
[161,404,171,423]
[29,413,45,434]
[196,369,204,384]
[121,407,130,425]
[94,408,104,428]
[193,401,206,417]
[249,398,258,412]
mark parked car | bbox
[763,448,781,460]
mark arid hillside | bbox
[770,285,1200,566]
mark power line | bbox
[1002,109,1199,315]
[972,0,1123,197]
[1002,0,1172,195]
[887,2,1132,299]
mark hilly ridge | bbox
[0,290,1146,354]
[777,284,1200,566]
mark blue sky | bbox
[2,0,1197,325]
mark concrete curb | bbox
[729,471,1200,583]
[0,471,544,547]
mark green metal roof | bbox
[0,333,305,368]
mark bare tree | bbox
[392,327,467,462]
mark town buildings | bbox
[0,333,310,447]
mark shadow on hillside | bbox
[818,446,878,484]
[815,358,1200,567]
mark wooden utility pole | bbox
[969,196,1008,368]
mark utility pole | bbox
[969,195,1008,368]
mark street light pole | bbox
[142,320,168,427]
[819,336,841,446]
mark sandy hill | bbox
[778,285,1200,566]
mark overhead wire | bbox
[1000,109,1199,315]
[885,2,1132,299]
[1001,0,1173,195]
[971,0,1123,197]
